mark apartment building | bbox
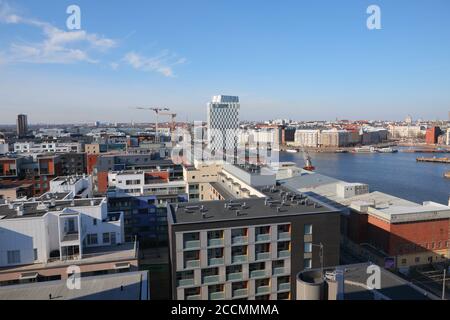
[0,197,137,286]
[14,142,83,154]
[167,185,341,300]
[49,175,93,199]
[293,130,320,148]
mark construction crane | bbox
[134,107,170,143]
[158,111,177,147]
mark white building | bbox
[14,142,83,154]
[388,125,424,139]
[0,142,8,155]
[0,198,124,268]
[207,95,240,159]
[49,175,93,199]
[108,170,186,197]
[294,130,321,147]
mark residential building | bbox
[14,142,83,154]
[294,130,320,148]
[167,185,341,300]
[425,126,442,144]
[49,175,93,199]
[0,197,137,286]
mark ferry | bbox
[286,149,299,153]
[353,146,377,154]
[378,147,398,153]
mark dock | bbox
[416,157,450,164]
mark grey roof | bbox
[0,271,148,300]
[170,185,337,225]
[209,182,236,200]
[0,198,104,220]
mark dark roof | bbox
[170,192,335,225]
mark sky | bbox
[0,0,449,124]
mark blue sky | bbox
[0,0,449,124]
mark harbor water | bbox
[280,150,450,205]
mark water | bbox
[280,150,450,205]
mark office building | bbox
[16,114,28,138]
[207,95,240,161]
[167,185,341,300]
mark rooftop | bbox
[0,271,148,300]
[170,185,337,225]
[298,262,437,300]
[0,198,104,220]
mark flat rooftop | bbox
[0,198,104,220]
[300,262,437,300]
[170,185,337,225]
[37,192,72,201]
[0,271,148,300]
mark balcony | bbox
[273,267,287,276]
[232,255,248,264]
[255,234,271,243]
[208,238,224,247]
[184,240,200,250]
[186,295,201,300]
[256,252,271,261]
[278,283,290,292]
[278,232,290,241]
[185,260,200,269]
[233,288,248,298]
[256,286,271,295]
[227,272,243,281]
[61,232,79,242]
[209,292,225,300]
[232,236,248,245]
[203,275,220,284]
[178,279,194,287]
[278,250,290,259]
[208,257,224,266]
[250,270,267,279]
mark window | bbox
[304,258,312,269]
[415,257,420,263]
[93,218,97,226]
[34,248,38,261]
[304,242,313,253]
[7,250,21,264]
[103,233,111,244]
[401,259,407,265]
[87,234,98,245]
[304,224,313,235]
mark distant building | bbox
[207,95,240,161]
[294,130,320,148]
[388,125,424,139]
[14,142,83,154]
[425,126,442,144]
[16,114,28,138]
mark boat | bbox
[286,149,299,153]
[353,146,377,154]
[335,149,348,153]
[377,147,399,153]
[445,172,450,179]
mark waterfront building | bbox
[167,184,341,300]
[425,126,442,145]
[294,130,320,148]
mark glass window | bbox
[87,234,98,245]
[304,258,312,269]
[304,224,313,235]
[304,242,313,253]
[34,248,38,261]
[103,233,111,244]
[7,250,21,264]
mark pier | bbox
[416,157,450,164]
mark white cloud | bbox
[123,51,186,77]
[0,0,116,65]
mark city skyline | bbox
[1,0,450,123]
